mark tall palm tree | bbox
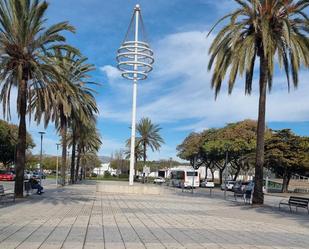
[76,122,102,181]
[33,51,98,185]
[68,117,101,183]
[136,118,164,166]
[0,0,75,197]
[208,0,309,204]
[125,138,144,162]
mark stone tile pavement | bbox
[0,181,308,249]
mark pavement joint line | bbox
[100,192,106,249]
[106,194,127,249]
[131,195,265,249]
[58,197,90,249]
[82,195,95,249]
[118,195,187,249]
[114,194,167,249]
[1,181,309,249]
[134,195,209,249]
[0,199,52,243]
[36,204,82,249]
[0,201,63,244]
[113,195,147,249]
[13,201,72,249]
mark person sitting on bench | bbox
[29,177,44,195]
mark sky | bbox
[1,0,309,161]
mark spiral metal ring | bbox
[117,40,154,81]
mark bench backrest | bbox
[289,196,309,207]
[0,185,4,194]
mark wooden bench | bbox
[0,185,15,203]
[279,196,309,214]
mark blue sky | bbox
[2,0,309,160]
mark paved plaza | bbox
[0,181,308,249]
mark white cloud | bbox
[100,65,121,81]
[101,30,309,132]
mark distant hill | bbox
[99,156,111,163]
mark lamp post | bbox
[117,4,154,186]
[67,150,70,184]
[224,148,229,200]
[56,143,61,187]
[38,131,45,185]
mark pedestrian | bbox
[29,176,44,195]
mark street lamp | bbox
[224,147,229,200]
[38,131,45,185]
[67,150,70,184]
[117,4,154,186]
[56,143,61,187]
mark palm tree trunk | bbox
[143,142,146,182]
[70,132,76,184]
[15,80,27,198]
[253,54,268,205]
[75,145,81,182]
[60,108,67,186]
[143,142,146,166]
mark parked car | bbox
[205,181,215,188]
[200,179,215,188]
[221,180,236,191]
[153,177,165,184]
[0,170,15,181]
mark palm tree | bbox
[68,117,101,182]
[0,0,75,197]
[76,122,102,180]
[33,51,98,185]
[125,137,143,175]
[136,118,164,166]
[125,138,144,162]
[208,0,309,204]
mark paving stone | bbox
[0,181,308,249]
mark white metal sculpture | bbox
[117,4,154,185]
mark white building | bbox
[93,163,117,176]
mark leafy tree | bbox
[178,120,267,183]
[81,152,102,178]
[110,150,130,175]
[136,118,164,166]
[265,129,309,192]
[0,120,34,167]
[0,0,76,197]
[208,0,309,204]
[177,132,204,166]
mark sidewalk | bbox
[0,181,308,249]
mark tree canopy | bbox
[0,119,34,166]
[265,129,309,192]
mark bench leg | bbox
[289,205,292,212]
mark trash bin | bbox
[24,180,31,196]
